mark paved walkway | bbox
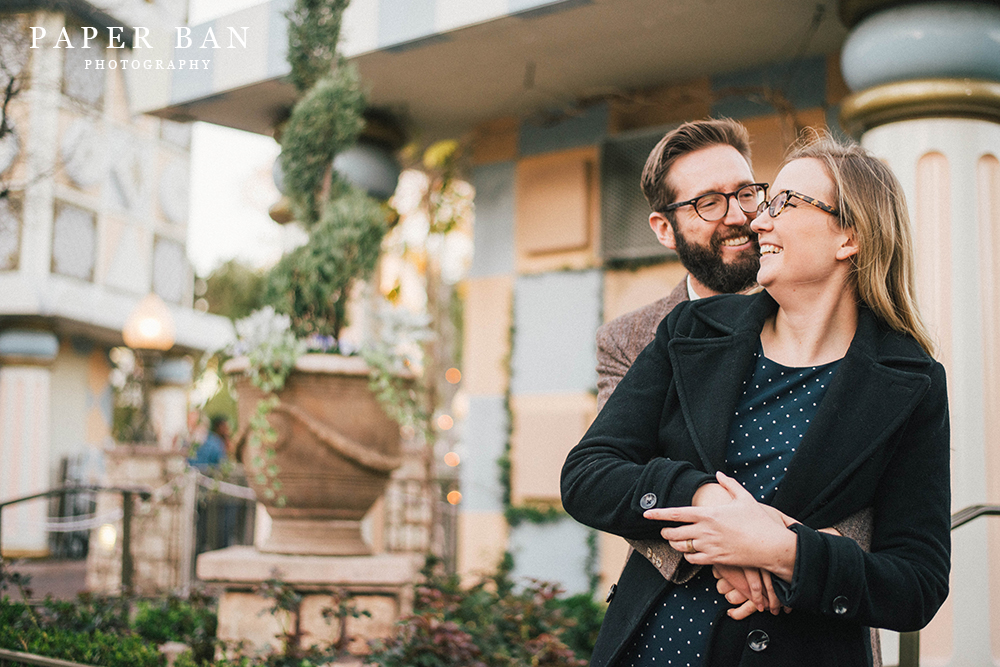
[3,559,88,601]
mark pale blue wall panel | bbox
[170,22,216,103]
[469,161,516,278]
[460,395,509,512]
[711,56,826,119]
[511,270,601,394]
[509,518,592,595]
[267,0,294,79]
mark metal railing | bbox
[0,647,98,667]
[896,503,1000,667]
[0,485,151,596]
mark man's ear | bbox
[836,229,859,261]
[650,212,677,251]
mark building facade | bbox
[133,0,1000,663]
[0,0,232,558]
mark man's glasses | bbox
[758,190,840,218]
[662,183,768,222]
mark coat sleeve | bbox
[562,312,715,540]
[782,361,951,632]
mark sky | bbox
[185,0,291,276]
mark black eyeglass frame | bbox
[760,190,840,218]
[661,182,769,222]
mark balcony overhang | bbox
[137,0,848,138]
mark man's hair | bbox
[640,118,752,216]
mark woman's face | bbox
[750,158,856,292]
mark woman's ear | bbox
[836,229,859,261]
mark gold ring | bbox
[686,538,697,554]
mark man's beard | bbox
[672,223,760,294]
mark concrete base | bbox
[197,546,422,657]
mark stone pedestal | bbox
[197,546,421,658]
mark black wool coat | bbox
[561,291,951,667]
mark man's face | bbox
[650,144,760,295]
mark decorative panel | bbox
[158,157,190,224]
[509,393,596,504]
[0,194,22,271]
[104,221,147,293]
[60,117,105,188]
[463,276,512,396]
[516,148,595,256]
[51,201,96,281]
[106,130,143,212]
[62,26,105,108]
[152,236,187,304]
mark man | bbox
[596,118,763,409]
[589,118,879,666]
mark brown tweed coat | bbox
[594,277,880,665]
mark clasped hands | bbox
[642,471,800,620]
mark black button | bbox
[747,629,769,652]
[833,595,849,615]
[606,584,617,603]
[640,493,657,509]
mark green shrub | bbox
[133,591,218,664]
[0,601,162,667]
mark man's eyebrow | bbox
[684,180,756,200]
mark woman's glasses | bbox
[662,183,769,222]
[759,190,839,218]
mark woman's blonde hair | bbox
[786,133,935,356]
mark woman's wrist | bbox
[768,525,799,582]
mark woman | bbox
[561,136,951,667]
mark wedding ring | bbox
[686,538,698,554]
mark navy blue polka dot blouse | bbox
[619,346,840,667]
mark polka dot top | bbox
[726,345,841,504]
[619,346,840,667]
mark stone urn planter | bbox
[224,354,403,556]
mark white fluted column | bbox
[840,2,1000,664]
[0,330,59,557]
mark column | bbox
[840,2,1000,665]
[0,329,59,556]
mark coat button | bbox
[606,584,617,603]
[833,595,849,615]
[640,493,657,509]
[747,629,769,652]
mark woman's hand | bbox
[644,472,798,581]
[713,565,787,617]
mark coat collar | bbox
[667,291,932,521]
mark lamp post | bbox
[122,293,175,445]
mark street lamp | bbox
[122,293,175,444]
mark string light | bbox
[444,452,460,467]
[436,414,454,430]
[447,490,462,505]
[445,367,461,384]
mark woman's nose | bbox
[750,207,772,233]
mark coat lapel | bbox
[667,294,774,472]
[771,310,931,521]
[668,295,931,523]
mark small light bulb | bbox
[98,524,117,550]
[446,490,462,505]
[443,452,460,467]
[436,414,454,431]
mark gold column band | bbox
[840,78,1000,136]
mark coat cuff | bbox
[782,523,866,619]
